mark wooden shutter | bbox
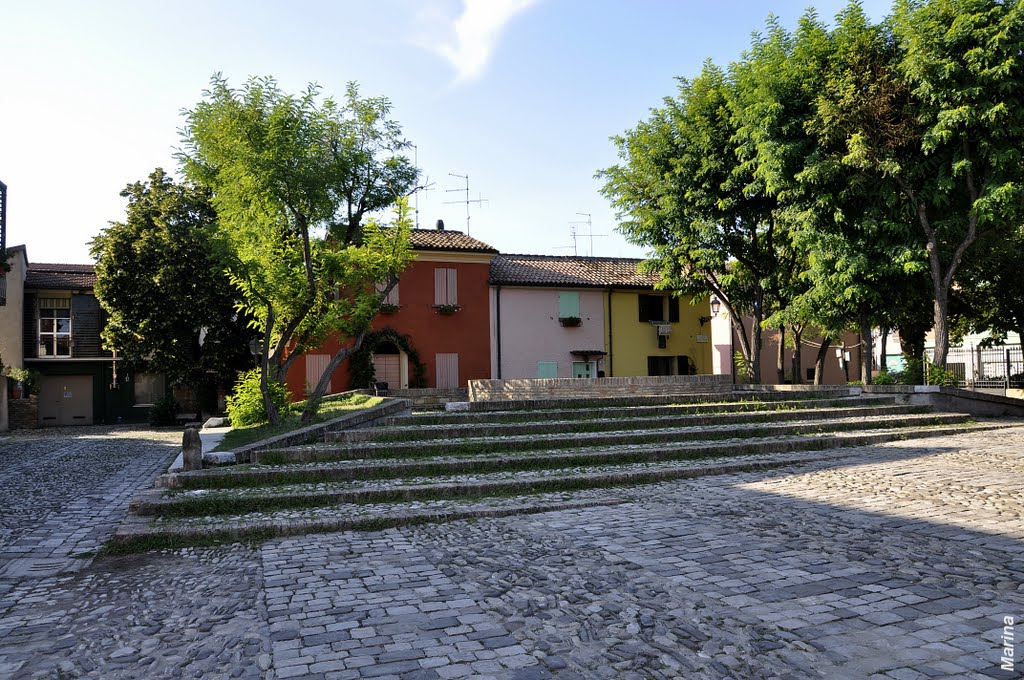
[305,354,331,393]
[668,297,679,323]
[446,268,458,305]
[434,269,447,305]
[638,294,649,322]
[71,294,102,358]
[558,292,580,318]
[23,292,37,359]
[536,361,558,378]
[436,353,459,388]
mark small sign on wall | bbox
[696,335,709,343]
[64,390,73,399]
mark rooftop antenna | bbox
[444,173,488,235]
[568,212,608,256]
[410,145,435,230]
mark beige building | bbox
[0,245,28,373]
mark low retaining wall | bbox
[8,396,38,430]
[864,385,1024,417]
[225,397,412,464]
[468,374,731,402]
[373,388,468,408]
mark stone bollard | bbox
[182,427,203,471]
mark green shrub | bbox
[149,393,180,426]
[226,369,290,427]
[873,372,897,385]
[925,364,959,388]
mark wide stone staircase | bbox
[112,389,1009,551]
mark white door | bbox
[572,361,596,379]
[373,354,401,388]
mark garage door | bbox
[38,375,94,426]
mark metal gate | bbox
[926,344,1024,389]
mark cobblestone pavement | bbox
[1,426,1022,678]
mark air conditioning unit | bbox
[657,324,672,336]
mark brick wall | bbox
[9,397,38,429]
[468,374,731,402]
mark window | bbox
[436,353,459,388]
[134,372,166,406]
[434,268,458,306]
[668,297,680,323]
[376,281,399,306]
[38,298,71,357]
[677,355,694,375]
[638,294,665,322]
[536,361,558,379]
[558,292,580,319]
[647,356,674,376]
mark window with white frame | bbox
[38,298,71,357]
[433,268,458,306]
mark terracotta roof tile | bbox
[25,262,96,290]
[490,254,659,288]
[409,229,497,253]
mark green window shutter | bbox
[558,292,580,319]
[536,361,558,379]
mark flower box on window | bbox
[434,304,461,315]
[379,303,400,315]
[558,316,582,327]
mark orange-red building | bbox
[284,227,498,396]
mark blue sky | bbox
[1,0,892,264]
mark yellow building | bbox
[606,287,711,377]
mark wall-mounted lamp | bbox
[710,297,721,316]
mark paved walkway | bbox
[0,425,1021,678]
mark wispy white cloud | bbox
[418,0,540,85]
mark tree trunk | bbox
[791,326,803,384]
[814,338,832,385]
[776,326,786,384]
[931,285,951,368]
[879,327,889,374]
[749,294,764,384]
[859,312,873,385]
[260,304,282,425]
[300,330,368,423]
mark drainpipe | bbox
[607,288,614,377]
[495,285,502,379]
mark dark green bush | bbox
[149,393,180,426]
[226,368,290,426]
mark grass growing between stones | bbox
[212,393,382,452]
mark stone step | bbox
[391,395,897,426]
[159,419,999,491]
[138,422,1004,513]
[342,403,929,443]
[262,412,970,464]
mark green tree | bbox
[90,169,253,411]
[179,75,416,423]
[840,0,1024,367]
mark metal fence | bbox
[925,344,1024,389]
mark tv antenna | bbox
[567,212,608,256]
[444,173,488,235]
[410,145,435,229]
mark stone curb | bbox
[110,498,628,551]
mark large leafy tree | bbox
[179,76,416,423]
[599,62,782,383]
[91,168,253,410]
[839,0,1024,367]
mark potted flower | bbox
[434,303,461,316]
[379,302,400,315]
[558,316,582,327]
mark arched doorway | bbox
[371,341,408,389]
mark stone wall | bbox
[9,396,38,429]
[468,374,731,402]
[0,377,7,431]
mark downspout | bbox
[496,285,502,379]
[607,288,614,377]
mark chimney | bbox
[436,219,445,231]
